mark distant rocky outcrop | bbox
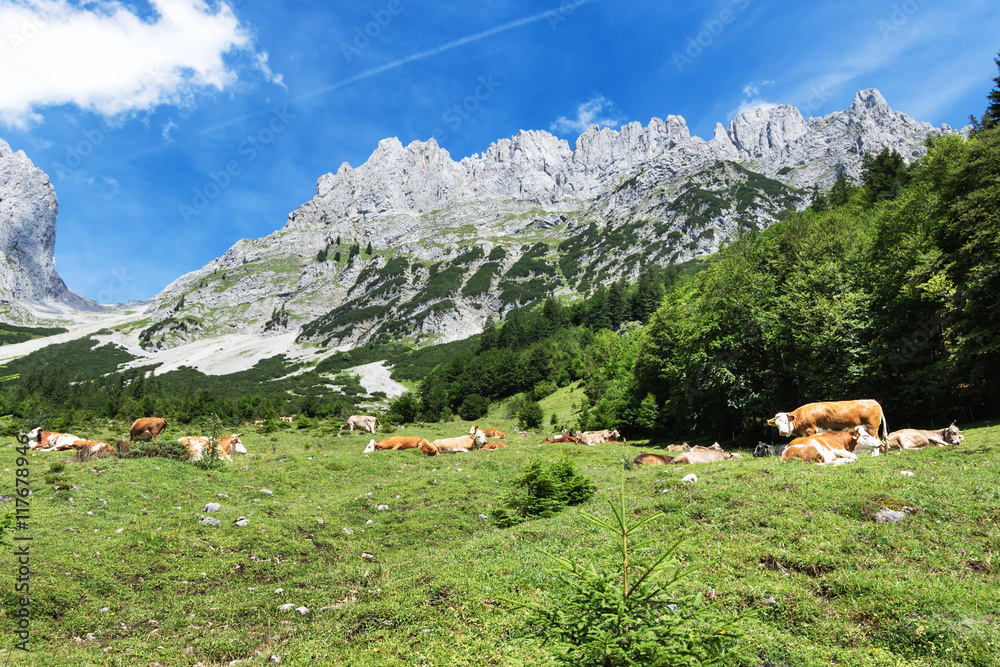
[0,138,102,316]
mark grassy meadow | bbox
[1,409,999,666]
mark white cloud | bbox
[550,95,628,135]
[742,79,775,97]
[161,119,179,142]
[0,0,278,127]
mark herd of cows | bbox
[632,399,965,467]
[19,400,966,468]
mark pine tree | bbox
[861,146,909,203]
[970,51,1000,132]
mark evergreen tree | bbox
[365,241,373,255]
[828,170,857,207]
[970,50,1000,132]
[861,147,909,203]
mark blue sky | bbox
[1,0,997,303]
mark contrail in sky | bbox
[297,0,595,100]
[193,0,595,138]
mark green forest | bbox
[3,77,1000,441]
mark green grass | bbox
[5,422,1000,665]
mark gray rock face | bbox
[0,139,102,314]
[140,89,955,349]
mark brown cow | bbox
[633,453,672,465]
[471,426,505,439]
[364,436,438,456]
[767,400,887,440]
[780,430,869,465]
[575,429,624,445]
[129,417,168,442]
[541,435,580,444]
[481,441,507,450]
[886,424,964,451]
[667,443,691,452]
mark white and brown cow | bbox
[471,425,505,439]
[24,427,82,451]
[129,417,168,442]
[180,434,247,462]
[575,429,624,445]
[430,429,487,453]
[768,400,887,440]
[779,430,873,465]
[363,436,438,456]
[886,423,964,451]
[340,415,381,433]
[670,449,742,464]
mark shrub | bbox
[491,461,594,528]
[530,380,557,401]
[387,392,420,424]
[458,394,490,421]
[513,480,745,666]
[517,400,544,431]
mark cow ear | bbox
[788,415,795,423]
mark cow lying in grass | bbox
[24,428,113,455]
[471,426,505,439]
[575,429,624,445]
[541,434,579,444]
[886,423,964,451]
[364,436,438,456]
[431,429,487,453]
[633,446,742,466]
[779,429,875,465]
[179,435,247,462]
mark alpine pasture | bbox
[3,407,998,666]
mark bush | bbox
[387,392,420,424]
[530,380,557,401]
[517,400,544,431]
[491,461,595,528]
[458,394,490,421]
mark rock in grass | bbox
[682,474,698,484]
[200,517,221,526]
[277,604,295,612]
[235,517,249,526]
[203,503,221,512]
[876,508,907,524]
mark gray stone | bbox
[200,517,221,526]
[876,509,908,524]
[203,503,221,512]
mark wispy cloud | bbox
[728,80,779,120]
[0,0,281,128]
[550,95,627,134]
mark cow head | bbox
[230,435,247,455]
[944,422,964,445]
[769,413,794,436]
[753,442,770,457]
[851,426,881,454]
[25,427,42,445]
[363,439,376,454]
[472,429,487,447]
[469,425,478,436]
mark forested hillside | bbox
[381,123,1000,441]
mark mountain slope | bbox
[139,89,953,350]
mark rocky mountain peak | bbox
[0,138,99,313]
